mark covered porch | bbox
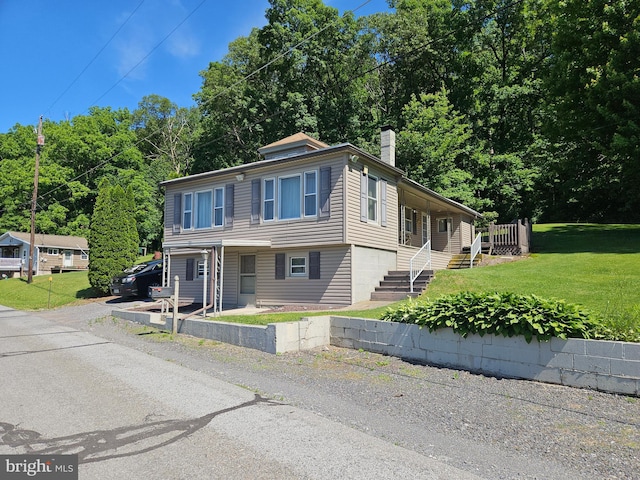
[161,238,272,317]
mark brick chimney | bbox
[380,125,395,167]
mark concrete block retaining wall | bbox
[112,310,639,396]
[112,310,329,354]
[330,316,640,396]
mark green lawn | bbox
[0,271,98,310]
[2,225,638,341]
[424,223,640,339]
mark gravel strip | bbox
[38,302,639,479]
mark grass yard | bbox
[425,223,640,340]
[0,271,97,310]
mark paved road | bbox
[0,303,482,479]
[2,300,638,479]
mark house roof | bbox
[161,142,404,187]
[160,132,481,218]
[0,231,89,250]
[399,178,482,218]
[258,132,329,155]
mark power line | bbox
[43,0,147,120]
[90,0,208,107]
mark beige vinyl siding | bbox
[450,215,462,254]
[222,251,239,307]
[256,246,351,306]
[460,215,472,247]
[168,256,199,303]
[431,215,450,252]
[351,246,396,303]
[164,155,346,248]
[397,245,451,271]
[430,250,452,270]
[344,163,398,249]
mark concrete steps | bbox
[370,270,434,301]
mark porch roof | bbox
[399,178,482,218]
[163,238,272,250]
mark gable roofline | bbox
[0,231,89,249]
[257,132,329,156]
[161,142,404,187]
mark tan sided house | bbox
[161,128,481,312]
[0,231,89,277]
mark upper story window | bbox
[367,175,378,222]
[195,190,213,229]
[263,178,275,221]
[279,175,301,220]
[304,171,317,217]
[177,184,234,232]
[253,168,327,224]
[360,169,387,227]
[183,193,193,230]
[214,187,224,227]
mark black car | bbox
[109,260,163,297]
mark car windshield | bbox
[123,264,147,274]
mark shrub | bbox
[381,291,606,343]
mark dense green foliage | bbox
[1,0,639,246]
[88,181,139,294]
[381,291,605,343]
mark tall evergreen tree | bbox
[88,180,138,294]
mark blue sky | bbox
[0,0,391,133]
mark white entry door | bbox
[238,255,256,306]
[63,250,73,267]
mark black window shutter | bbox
[173,193,182,233]
[360,172,368,222]
[380,179,387,227]
[186,258,194,281]
[319,167,331,217]
[309,251,320,279]
[251,179,260,224]
[275,253,285,280]
[225,184,234,226]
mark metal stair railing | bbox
[469,233,482,269]
[409,240,431,293]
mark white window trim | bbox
[263,178,275,222]
[367,174,378,223]
[194,189,213,230]
[47,248,59,256]
[196,259,209,279]
[289,255,307,277]
[213,187,224,228]
[303,170,318,218]
[183,192,193,230]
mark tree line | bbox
[1,0,638,252]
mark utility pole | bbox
[27,116,44,284]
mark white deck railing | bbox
[409,240,431,293]
[0,258,22,270]
[469,233,482,269]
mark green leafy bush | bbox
[381,292,606,343]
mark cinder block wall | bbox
[330,316,640,396]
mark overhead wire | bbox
[22,0,535,216]
[43,0,147,120]
[27,0,373,210]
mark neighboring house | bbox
[0,231,89,277]
[161,128,481,311]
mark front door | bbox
[63,250,73,267]
[238,255,256,306]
